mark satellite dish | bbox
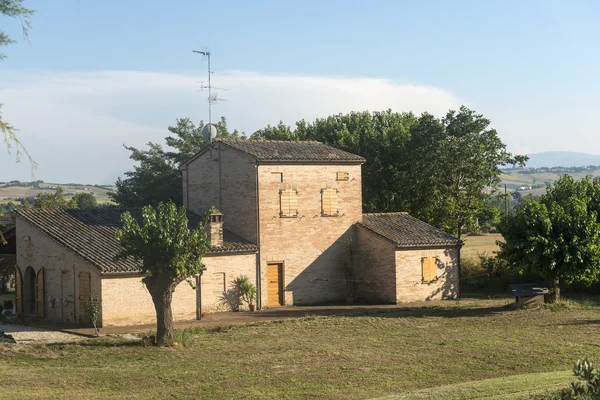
[202,123,218,142]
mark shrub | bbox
[83,294,101,336]
[543,358,600,399]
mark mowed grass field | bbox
[1,299,600,399]
[461,233,502,260]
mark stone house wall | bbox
[257,164,363,307]
[100,252,257,326]
[15,217,102,324]
[355,226,397,304]
[183,143,258,243]
[395,247,460,302]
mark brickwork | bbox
[15,217,102,324]
[355,226,397,304]
[100,252,257,326]
[395,247,460,302]
[257,164,363,306]
[183,143,258,243]
[100,275,197,326]
[201,253,258,313]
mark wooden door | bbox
[35,268,44,318]
[267,263,283,306]
[79,272,91,324]
[15,266,22,314]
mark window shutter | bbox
[321,188,339,216]
[422,257,438,283]
[280,189,298,217]
[336,171,349,181]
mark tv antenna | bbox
[193,50,227,134]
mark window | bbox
[422,257,438,283]
[280,189,298,217]
[336,171,349,181]
[321,188,339,216]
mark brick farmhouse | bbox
[5,139,461,326]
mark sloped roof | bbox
[182,138,366,166]
[359,213,462,248]
[15,208,257,274]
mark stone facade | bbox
[200,253,258,313]
[257,164,363,306]
[355,227,460,304]
[15,217,102,324]
[355,225,397,304]
[395,247,460,302]
[184,144,258,243]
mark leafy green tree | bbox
[115,202,210,346]
[252,110,417,212]
[1,0,35,168]
[110,117,241,207]
[403,107,527,238]
[32,187,76,209]
[252,107,524,237]
[71,193,97,209]
[498,175,600,302]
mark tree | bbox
[402,107,527,238]
[71,193,97,209]
[32,187,76,209]
[82,294,101,336]
[498,175,600,302]
[1,0,36,169]
[110,117,242,207]
[252,107,525,237]
[252,110,417,212]
[115,202,210,346]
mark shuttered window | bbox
[422,257,438,283]
[336,171,349,181]
[321,188,339,217]
[280,189,298,217]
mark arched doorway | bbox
[23,266,36,315]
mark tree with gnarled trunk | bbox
[498,175,600,303]
[115,202,210,345]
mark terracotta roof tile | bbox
[15,208,257,274]
[214,139,365,163]
[359,213,462,248]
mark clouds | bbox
[0,69,463,183]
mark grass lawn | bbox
[461,233,503,260]
[1,299,599,399]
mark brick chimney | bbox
[206,208,224,247]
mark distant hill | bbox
[525,151,600,168]
[0,182,115,204]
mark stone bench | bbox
[510,283,549,307]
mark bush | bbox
[553,358,600,399]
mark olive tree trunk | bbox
[145,274,180,346]
[550,277,560,304]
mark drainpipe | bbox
[255,162,262,310]
[197,266,207,320]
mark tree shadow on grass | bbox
[244,303,516,321]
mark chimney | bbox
[206,208,224,247]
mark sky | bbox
[1,0,599,184]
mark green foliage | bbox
[110,117,241,207]
[233,276,257,306]
[82,294,101,336]
[115,202,210,283]
[71,193,97,209]
[498,175,600,299]
[115,202,211,345]
[32,187,75,209]
[557,358,600,399]
[251,107,525,238]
